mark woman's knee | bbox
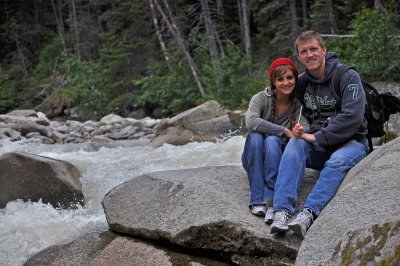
[286,138,309,152]
[264,135,282,146]
[246,132,265,147]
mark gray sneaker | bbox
[270,210,291,234]
[250,204,266,216]
[264,207,274,224]
[288,209,314,239]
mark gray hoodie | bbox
[298,52,368,147]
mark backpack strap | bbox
[330,64,354,98]
[330,64,374,153]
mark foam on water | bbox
[0,136,245,265]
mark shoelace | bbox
[297,210,313,227]
[275,211,290,222]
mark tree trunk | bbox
[153,0,205,97]
[149,0,171,70]
[237,0,244,43]
[327,0,337,34]
[70,0,81,59]
[216,0,224,17]
[50,0,67,55]
[374,0,385,13]
[200,0,221,75]
[301,0,308,28]
[15,38,28,77]
[289,0,299,44]
[238,0,252,74]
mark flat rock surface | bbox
[296,137,400,266]
[102,165,320,264]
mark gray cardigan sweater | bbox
[245,88,310,137]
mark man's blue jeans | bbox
[273,138,368,215]
[242,132,287,206]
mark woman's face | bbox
[273,68,296,97]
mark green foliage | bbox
[379,131,398,145]
[350,8,400,81]
[1,0,400,119]
[56,55,106,119]
[251,0,296,65]
[325,37,355,65]
[0,73,24,113]
[35,37,65,83]
[134,43,264,115]
[134,53,200,116]
[201,43,264,109]
[326,7,400,81]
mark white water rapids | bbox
[0,136,245,266]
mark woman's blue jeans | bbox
[242,132,287,206]
[273,138,368,215]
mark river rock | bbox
[0,127,22,140]
[40,94,67,119]
[151,127,199,147]
[0,151,84,209]
[0,115,50,137]
[24,230,231,266]
[295,137,400,266]
[24,231,117,266]
[7,109,37,117]
[102,166,320,265]
[167,100,227,128]
[151,101,244,147]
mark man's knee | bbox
[327,140,367,168]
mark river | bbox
[0,136,245,265]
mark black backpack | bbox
[297,65,400,153]
[330,65,400,152]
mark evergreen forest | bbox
[1,0,399,119]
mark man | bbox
[270,31,368,239]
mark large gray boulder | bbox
[151,101,244,147]
[0,151,84,209]
[24,231,117,266]
[102,166,320,265]
[295,137,400,266]
[24,230,232,266]
[167,100,228,128]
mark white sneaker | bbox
[288,209,314,239]
[264,207,274,224]
[270,210,291,234]
[250,204,266,216]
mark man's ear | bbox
[322,46,327,56]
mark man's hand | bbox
[301,133,316,143]
[292,123,304,138]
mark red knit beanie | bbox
[268,57,298,81]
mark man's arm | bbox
[314,69,366,146]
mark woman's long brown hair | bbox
[269,65,297,129]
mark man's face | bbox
[297,38,327,73]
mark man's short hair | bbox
[294,30,326,54]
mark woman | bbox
[242,58,309,224]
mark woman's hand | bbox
[292,123,304,138]
[284,128,294,139]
